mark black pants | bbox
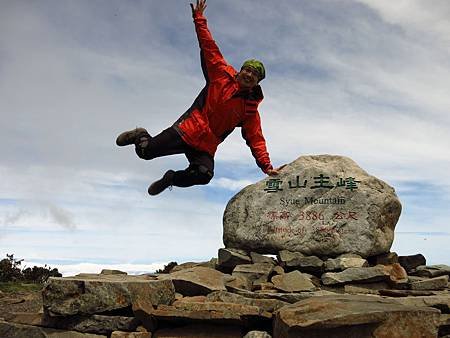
[135,127,214,187]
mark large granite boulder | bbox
[223,155,401,257]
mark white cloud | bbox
[209,177,254,191]
[355,0,450,45]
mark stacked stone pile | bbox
[0,251,449,337]
[1,154,448,337]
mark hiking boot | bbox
[148,170,175,196]
[116,127,148,146]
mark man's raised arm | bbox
[190,0,228,80]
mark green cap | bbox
[241,59,265,81]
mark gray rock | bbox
[287,256,324,274]
[273,294,440,338]
[378,289,434,297]
[232,263,274,285]
[243,331,272,338]
[272,266,285,275]
[250,252,277,265]
[369,252,399,265]
[170,258,217,273]
[111,332,150,338]
[223,155,401,257]
[325,255,368,271]
[1,311,141,335]
[343,281,389,295]
[440,314,450,337]
[391,294,450,312]
[206,290,288,312]
[252,280,276,292]
[217,248,251,270]
[3,312,44,326]
[271,270,316,292]
[398,254,426,272]
[132,297,157,332]
[410,275,449,291]
[338,253,365,258]
[344,284,380,295]
[228,288,338,304]
[159,267,227,296]
[277,251,324,273]
[150,301,272,325]
[321,265,390,285]
[42,274,174,316]
[224,275,252,291]
[414,265,450,278]
[277,250,304,264]
[44,314,140,335]
[0,320,105,338]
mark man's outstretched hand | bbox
[190,0,207,16]
[267,165,287,176]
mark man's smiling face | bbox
[236,66,260,89]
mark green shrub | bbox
[0,254,61,283]
[0,254,23,282]
[156,261,178,274]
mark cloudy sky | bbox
[1,0,449,276]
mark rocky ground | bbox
[0,288,43,317]
[0,250,449,337]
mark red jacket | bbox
[173,12,273,174]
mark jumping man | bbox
[116,0,280,195]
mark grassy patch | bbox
[0,282,43,293]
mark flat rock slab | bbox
[411,275,449,291]
[271,271,316,292]
[218,248,252,269]
[250,252,277,265]
[43,274,174,316]
[223,155,401,257]
[283,256,324,274]
[325,256,368,271]
[273,294,440,338]
[206,291,288,313]
[344,285,380,295]
[228,288,338,304]
[0,320,105,338]
[4,312,44,326]
[378,290,434,297]
[45,314,140,335]
[391,293,450,312]
[158,267,226,296]
[232,263,274,285]
[151,301,271,326]
[111,332,151,338]
[414,265,450,278]
[170,259,217,273]
[321,265,390,285]
[5,312,140,335]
